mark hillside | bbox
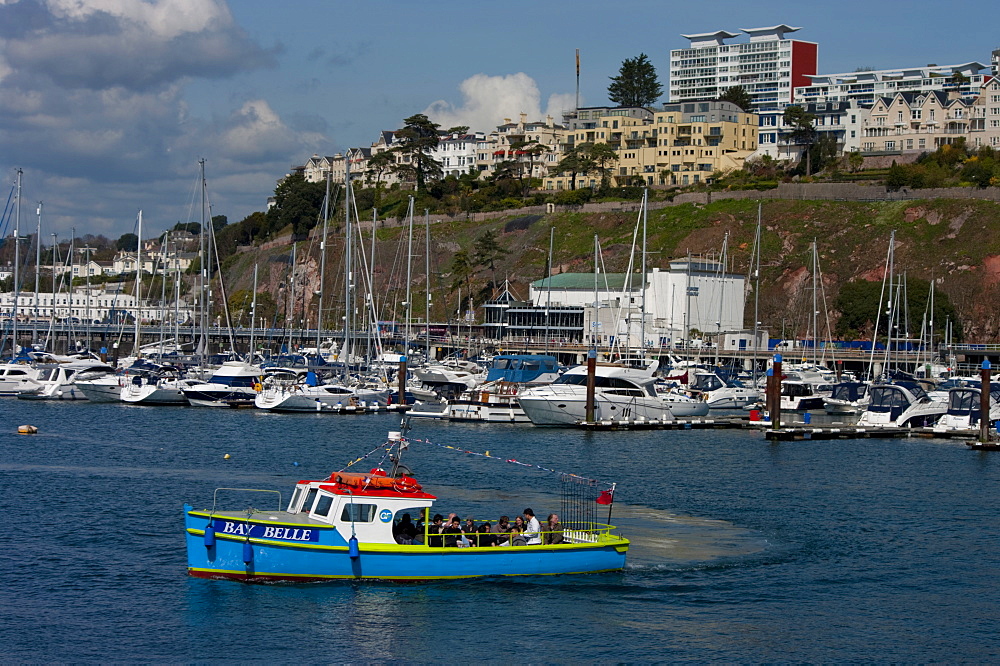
[219,198,1000,342]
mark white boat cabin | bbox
[286,469,436,545]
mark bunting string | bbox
[406,436,615,490]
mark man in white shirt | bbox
[522,508,542,545]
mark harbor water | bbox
[3,400,999,661]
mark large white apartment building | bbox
[670,26,817,109]
[669,25,818,159]
[1,288,195,325]
[794,62,989,107]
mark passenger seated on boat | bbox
[508,527,527,547]
[492,516,511,546]
[428,514,445,547]
[544,514,564,545]
[522,508,542,545]
[476,522,497,547]
[393,513,417,545]
[442,516,463,547]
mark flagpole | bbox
[605,482,616,525]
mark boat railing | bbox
[210,488,283,514]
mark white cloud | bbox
[423,73,576,133]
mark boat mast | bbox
[716,232,728,366]
[751,202,762,384]
[640,188,648,354]
[343,159,352,380]
[593,233,599,351]
[12,168,21,356]
[159,231,167,357]
[403,196,414,360]
[811,239,818,366]
[197,159,208,362]
[249,263,258,362]
[425,209,431,363]
[134,211,142,357]
[545,226,554,354]
[316,172,331,356]
[33,201,41,347]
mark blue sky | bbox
[1,0,997,240]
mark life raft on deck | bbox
[329,469,422,492]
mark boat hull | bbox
[519,393,675,426]
[184,507,627,582]
[76,378,124,402]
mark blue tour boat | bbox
[184,428,628,582]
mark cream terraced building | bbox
[543,100,757,190]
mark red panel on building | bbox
[790,41,819,103]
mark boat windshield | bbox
[692,373,724,392]
[868,386,911,410]
[556,374,656,396]
[948,389,977,413]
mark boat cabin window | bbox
[302,487,318,513]
[949,390,976,412]
[870,387,909,409]
[288,486,304,512]
[782,383,813,397]
[341,503,377,523]
[493,359,511,370]
[313,493,334,518]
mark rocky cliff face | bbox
[219,198,1000,342]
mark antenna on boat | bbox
[389,417,412,478]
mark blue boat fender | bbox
[348,536,360,559]
[203,523,216,548]
[242,540,254,564]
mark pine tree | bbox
[607,54,663,108]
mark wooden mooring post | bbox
[980,359,991,443]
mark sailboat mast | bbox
[317,173,331,355]
[249,263,258,361]
[545,226,554,354]
[424,209,431,363]
[159,231,167,356]
[343,159,352,380]
[12,168,21,356]
[641,188,648,352]
[752,202,762,384]
[198,159,208,360]
[33,201,41,346]
[404,196,414,360]
[134,211,142,356]
[812,240,818,366]
[593,234,599,350]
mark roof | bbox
[531,272,643,290]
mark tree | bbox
[392,113,442,192]
[366,150,397,207]
[835,278,961,341]
[719,85,754,112]
[211,215,228,231]
[265,174,327,236]
[116,233,138,251]
[510,140,549,196]
[848,150,864,172]
[607,53,663,107]
[473,229,508,292]
[783,105,817,175]
[449,249,477,303]
[228,289,277,329]
[445,125,470,135]
[551,146,595,190]
[581,142,619,190]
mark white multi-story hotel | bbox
[669,25,818,159]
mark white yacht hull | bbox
[120,381,192,405]
[519,391,675,426]
[75,377,123,402]
[254,386,388,412]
